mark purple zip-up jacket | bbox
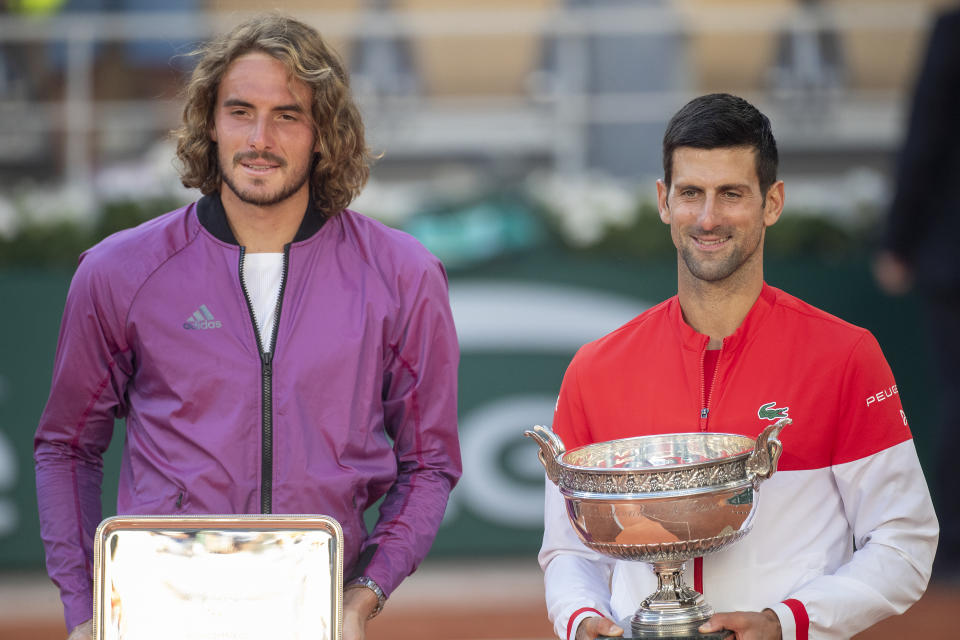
[34,195,462,631]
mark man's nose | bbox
[698,194,721,230]
[248,117,273,149]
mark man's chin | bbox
[225,182,303,208]
[683,257,739,283]
[237,190,281,207]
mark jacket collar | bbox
[671,283,777,353]
[196,193,328,246]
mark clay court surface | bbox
[2,560,956,640]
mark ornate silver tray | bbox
[92,515,343,640]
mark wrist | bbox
[761,608,783,639]
[345,576,386,619]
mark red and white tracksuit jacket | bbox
[539,284,938,640]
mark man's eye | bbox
[723,192,742,199]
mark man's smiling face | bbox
[657,146,783,284]
[210,51,318,208]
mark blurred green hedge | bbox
[547,201,872,261]
[0,198,183,268]
[0,195,874,269]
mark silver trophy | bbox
[92,515,344,640]
[526,419,789,638]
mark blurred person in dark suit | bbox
[874,5,960,580]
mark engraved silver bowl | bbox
[525,419,789,637]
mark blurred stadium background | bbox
[1,0,957,638]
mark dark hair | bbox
[174,13,371,217]
[662,93,778,196]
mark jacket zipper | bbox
[698,344,721,432]
[238,245,290,514]
[696,343,720,592]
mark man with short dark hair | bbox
[35,14,461,640]
[539,93,937,640]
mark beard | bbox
[220,150,312,207]
[678,226,764,282]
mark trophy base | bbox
[626,561,717,637]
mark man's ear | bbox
[763,180,785,228]
[657,179,671,224]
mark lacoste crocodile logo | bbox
[758,402,789,420]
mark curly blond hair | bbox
[174,13,370,217]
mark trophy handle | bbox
[523,425,566,485]
[745,418,790,486]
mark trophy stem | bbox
[630,561,715,636]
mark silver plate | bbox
[93,515,343,640]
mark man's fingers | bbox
[584,616,623,640]
[580,616,624,640]
[596,617,624,637]
[699,613,726,633]
[699,610,781,640]
[66,619,93,640]
[700,612,747,633]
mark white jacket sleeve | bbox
[539,478,619,640]
[769,440,938,640]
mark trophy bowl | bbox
[525,419,789,638]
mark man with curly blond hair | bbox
[35,14,461,640]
